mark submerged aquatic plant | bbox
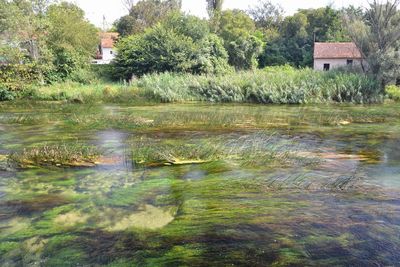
[130,133,311,168]
[8,143,101,168]
[131,140,222,167]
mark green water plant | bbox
[131,139,222,167]
[130,133,309,168]
[8,143,101,168]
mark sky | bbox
[67,0,367,28]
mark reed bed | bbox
[22,66,382,104]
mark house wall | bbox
[314,58,362,71]
[101,47,116,63]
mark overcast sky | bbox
[67,0,367,28]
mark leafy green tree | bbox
[115,0,181,36]
[0,0,98,85]
[248,0,284,30]
[114,13,231,79]
[206,0,223,17]
[46,2,98,80]
[345,0,400,87]
[259,6,349,67]
[218,10,263,70]
[47,3,98,55]
[114,15,137,37]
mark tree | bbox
[1,0,98,84]
[247,0,284,30]
[114,13,231,79]
[115,15,137,37]
[258,6,349,68]
[345,0,400,87]
[121,0,137,11]
[46,2,99,79]
[218,10,263,70]
[207,0,224,18]
[115,0,182,36]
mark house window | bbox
[323,64,330,71]
[347,59,353,65]
[110,50,113,55]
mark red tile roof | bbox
[314,42,362,59]
[100,32,119,48]
[101,38,115,48]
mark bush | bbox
[0,63,42,91]
[113,13,231,80]
[0,87,16,101]
[386,85,400,101]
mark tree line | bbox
[113,0,399,87]
[0,0,399,91]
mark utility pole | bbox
[102,15,107,32]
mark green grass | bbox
[21,66,382,104]
[30,81,142,104]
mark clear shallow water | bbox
[0,103,400,266]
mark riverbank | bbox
[3,67,390,104]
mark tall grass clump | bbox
[130,133,314,168]
[8,143,101,168]
[134,66,381,104]
[136,72,208,103]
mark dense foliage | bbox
[1,0,397,104]
[135,66,380,104]
[257,6,350,68]
[345,0,400,87]
[0,0,98,94]
[113,13,231,79]
[218,10,263,70]
[114,0,182,37]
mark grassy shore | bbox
[23,67,383,104]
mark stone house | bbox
[313,42,363,71]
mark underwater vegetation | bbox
[130,133,311,169]
[0,103,400,266]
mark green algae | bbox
[1,103,400,266]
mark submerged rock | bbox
[54,211,90,228]
[107,205,175,231]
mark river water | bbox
[0,103,399,266]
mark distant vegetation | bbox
[0,0,399,103]
[29,66,380,104]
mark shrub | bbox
[113,13,231,80]
[0,63,42,91]
[386,85,400,101]
[0,87,16,101]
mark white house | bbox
[93,32,119,64]
[314,42,363,71]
